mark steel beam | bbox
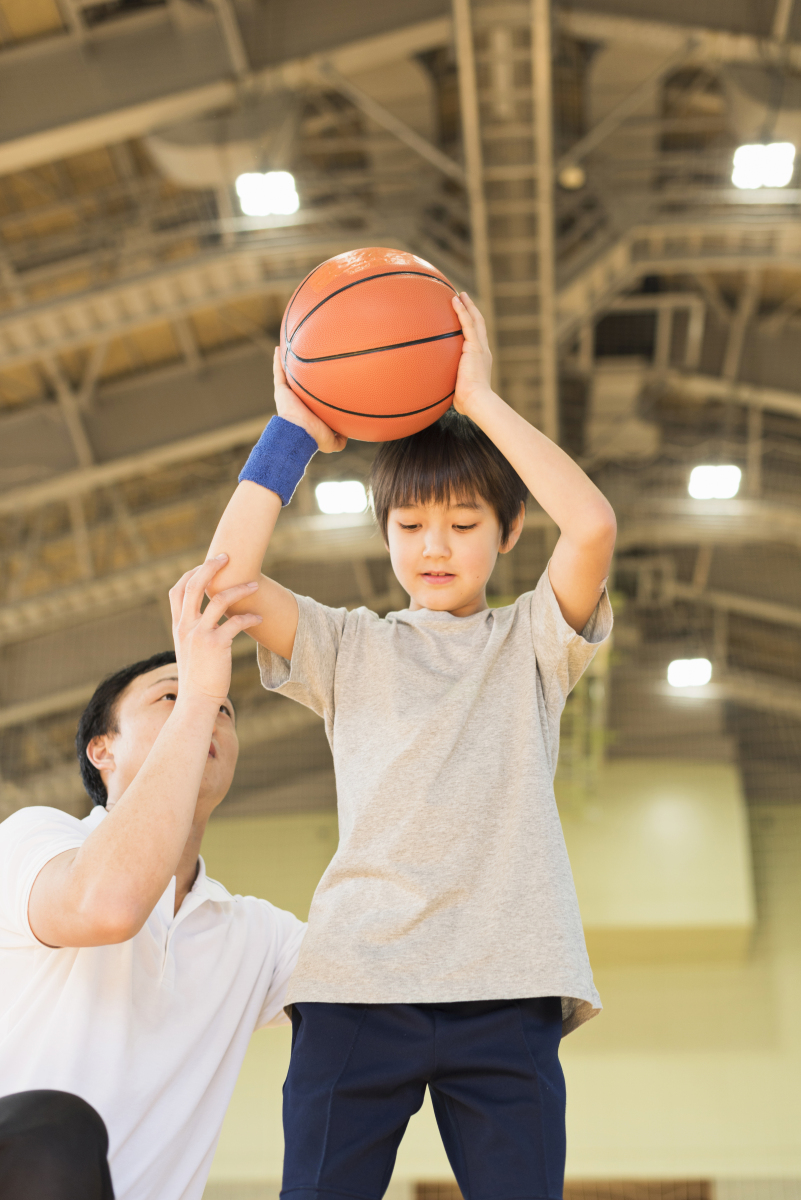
[670,581,801,631]
[663,669,801,722]
[0,415,269,516]
[452,0,558,436]
[658,371,801,422]
[0,14,453,177]
[556,219,801,342]
[618,498,801,550]
[319,62,465,183]
[557,8,801,72]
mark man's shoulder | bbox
[200,869,306,943]
[0,804,94,845]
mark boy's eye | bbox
[220,704,232,718]
[454,523,477,531]
[399,523,420,531]
[162,692,178,702]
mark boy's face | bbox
[386,498,523,617]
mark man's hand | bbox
[451,292,494,418]
[274,348,347,453]
[171,556,262,704]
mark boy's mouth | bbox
[420,572,456,585]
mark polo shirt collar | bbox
[191,857,234,905]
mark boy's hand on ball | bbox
[273,348,348,454]
[452,292,494,417]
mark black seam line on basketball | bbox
[286,270,457,347]
[283,260,326,345]
[286,369,454,419]
[288,328,462,364]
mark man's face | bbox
[386,497,522,618]
[92,666,239,814]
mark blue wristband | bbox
[238,416,318,506]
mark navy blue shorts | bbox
[281,998,566,1200]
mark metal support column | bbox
[452,0,559,440]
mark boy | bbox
[208,292,615,1200]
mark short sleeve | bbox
[0,807,87,947]
[255,908,307,1029]
[528,564,613,719]
[257,593,349,721]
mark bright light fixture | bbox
[234,171,299,216]
[688,464,741,500]
[667,658,712,688]
[732,142,796,189]
[315,481,368,515]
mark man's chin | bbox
[199,759,235,805]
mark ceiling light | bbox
[315,481,368,515]
[557,164,586,190]
[732,142,796,189]
[234,171,299,216]
[688,465,741,499]
[667,658,712,688]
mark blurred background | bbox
[0,0,798,1197]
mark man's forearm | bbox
[464,389,615,543]
[31,697,219,946]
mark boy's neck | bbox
[408,589,490,618]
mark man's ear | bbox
[86,735,116,780]
[499,502,526,554]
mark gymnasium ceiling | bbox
[1,0,801,820]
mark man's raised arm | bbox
[27,558,260,949]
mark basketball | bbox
[279,247,463,441]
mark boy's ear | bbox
[499,502,526,554]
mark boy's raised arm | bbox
[207,349,346,661]
[451,293,616,635]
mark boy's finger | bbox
[274,347,288,387]
[452,293,477,339]
[461,292,487,334]
[200,581,259,627]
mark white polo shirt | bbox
[0,804,306,1200]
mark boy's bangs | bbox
[390,426,484,512]
[392,468,482,514]
[370,410,528,543]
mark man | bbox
[0,557,305,1200]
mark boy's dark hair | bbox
[76,650,177,807]
[370,409,527,544]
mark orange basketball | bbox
[280,247,463,441]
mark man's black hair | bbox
[370,408,528,544]
[76,650,177,807]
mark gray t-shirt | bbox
[258,566,613,1033]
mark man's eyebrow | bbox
[147,675,236,716]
